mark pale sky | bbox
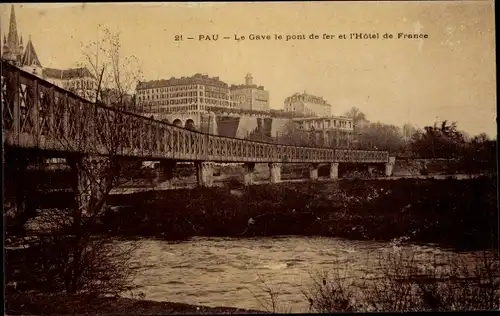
[1,1,496,138]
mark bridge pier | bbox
[243,163,256,186]
[385,157,396,177]
[309,163,319,181]
[156,160,176,188]
[196,162,214,187]
[368,165,376,177]
[3,152,33,231]
[329,163,339,180]
[269,163,282,184]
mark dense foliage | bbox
[101,177,498,251]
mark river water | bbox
[122,237,479,312]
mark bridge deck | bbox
[1,61,389,164]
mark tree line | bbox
[273,106,496,163]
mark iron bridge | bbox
[1,61,389,164]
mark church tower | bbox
[2,5,24,65]
[22,35,43,76]
[2,5,43,74]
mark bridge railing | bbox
[1,61,389,163]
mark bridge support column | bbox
[269,163,281,184]
[4,152,33,231]
[309,163,319,181]
[368,165,376,177]
[243,163,255,186]
[196,162,214,187]
[329,163,339,180]
[156,160,176,188]
[385,157,396,177]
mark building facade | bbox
[230,73,270,112]
[42,67,97,102]
[136,73,236,115]
[293,116,354,147]
[284,92,332,117]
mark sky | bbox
[1,1,496,138]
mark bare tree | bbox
[78,27,143,110]
[6,28,151,297]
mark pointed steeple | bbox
[22,36,42,68]
[7,5,19,49]
[3,5,21,63]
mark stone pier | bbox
[243,163,256,186]
[309,163,319,181]
[156,160,176,188]
[368,165,376,177]
[269,162,281,184]
[196,162,214,187]
[385,157,396,177]
[329,162,339,180]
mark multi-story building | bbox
[284,92,332,117]
[230,73,270,112]
[42,67,97,102]
[293,116,354,147]
[136,73,236,115]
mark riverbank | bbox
[101,176,497,251]
[5,293,262,315]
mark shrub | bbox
[304,250,500,312]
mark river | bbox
[122,236,479,312]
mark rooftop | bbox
[21,37,42,68]
[230,84,266,90]
[285,92,331,105]
[43,67,95,80]
[293,115,353,121]
[137,73,228,89]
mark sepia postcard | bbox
[2,1,497,314]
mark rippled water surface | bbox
[123,237,476,312]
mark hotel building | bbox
[136,73,236,115]
[284,92,332,117]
